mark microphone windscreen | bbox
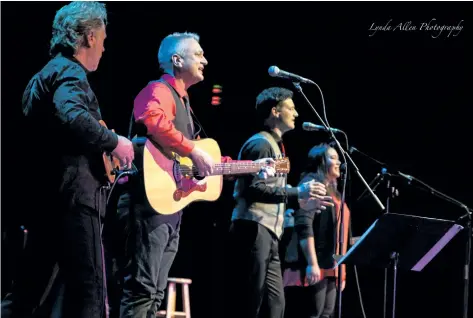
[268,66,280,76]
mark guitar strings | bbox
[178,163,288,175]
[179,166,266,172]
[179,163,267,171]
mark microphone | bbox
[268,66,315,84]
[302,122,342,133]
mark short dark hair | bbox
[255,87,294,123]
[50,1,107,57]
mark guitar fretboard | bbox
[179,162,270,177]
[211,162,266,175]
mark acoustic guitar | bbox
[143,138,291,215]
[98,120,121,184]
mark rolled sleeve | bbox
[134,82,195,156]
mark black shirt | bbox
[22,53,118,215]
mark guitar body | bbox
[143,138,223,215]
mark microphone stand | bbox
[401,175,472,318]
[350,147,397,318]
[292,81,386,318]
[350,145,472,318]
[460,206,472,318]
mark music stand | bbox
[334,213,464,318]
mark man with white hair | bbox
[116,32,274,318]
[115,32,214,318]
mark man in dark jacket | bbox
[1,2,134,318]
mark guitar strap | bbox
[257,131,288,186]
[257,131,284,157]
[127,79,209,141]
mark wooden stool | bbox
[156,277,192,318]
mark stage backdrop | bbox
[1,2,472,318]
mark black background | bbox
[1,2,472,318]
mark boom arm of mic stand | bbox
[402,175,472,219]
[428,187,472,220]
[334,139,386,211]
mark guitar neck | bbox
[211,162,267,176]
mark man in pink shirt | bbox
[116,32,274,318]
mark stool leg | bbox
[182,283,191,318]
[166,282,176,318]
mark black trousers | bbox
[1,204,107,318]
[115,204,180,318]
[284,277,337,318]
[226,219,285,318]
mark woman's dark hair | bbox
[300,143,340,198]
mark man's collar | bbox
[263,126,282,142]
[58,53,90,75]
[161,73,188,98]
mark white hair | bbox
[157,32,200,73]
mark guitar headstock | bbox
[274,157,290,174]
